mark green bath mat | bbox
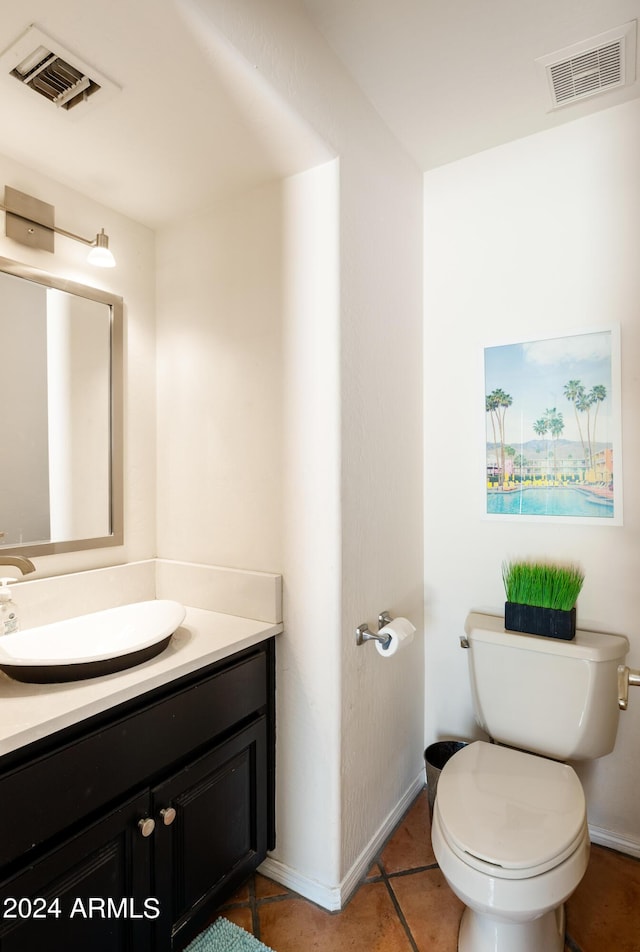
[184,916,276,952]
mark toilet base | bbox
[458,903,565,952]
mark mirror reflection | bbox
[0,258,123,555]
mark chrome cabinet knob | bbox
[160,807,176,826]
[138,817,156,837]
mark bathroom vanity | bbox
[0,609,278,951]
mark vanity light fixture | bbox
[0,186,116,268]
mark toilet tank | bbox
[465,612,629,761]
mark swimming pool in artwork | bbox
[487,487,614,518]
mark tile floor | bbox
[212,788,640,951]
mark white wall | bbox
[278,161,342,887]
[0,152,157,576]
[424,98,640,853]
[155,163,343,894]
[156,180,285,571]
[159,0,424,905]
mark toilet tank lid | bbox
[465,612,629,662]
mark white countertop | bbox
[0,607,282,757]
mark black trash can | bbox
[424,741,467,821]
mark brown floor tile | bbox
[255,873,291,899]
[390,868,463,952]
[222,879,252,905]
[380,789,436,873]
[218,907,254,933]
[364,862,383,881]
[258,882,414,952]
[566,844,640,952]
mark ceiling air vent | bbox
[0,24,119,113]
[11,45,100,110]
[536,21,636,110]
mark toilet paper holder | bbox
[356,611,393,649]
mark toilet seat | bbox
[436,741,586,880]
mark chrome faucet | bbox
[0,555,36,575]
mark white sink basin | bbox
[0,599,186,683]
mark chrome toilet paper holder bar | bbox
[356,611,393,648]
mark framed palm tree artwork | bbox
[483,326,622,524]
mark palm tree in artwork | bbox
[533,417,549,480]
[485,393,501,481]
[514,453,527,482]
[563,381,608,481]
[563,379,588,473]
[486,388,513,487]
[545,408,565,483]
[590,384,607,460]
[495,389,512,487]
[504,444,516,482]
[576,390,595,476]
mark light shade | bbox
[87,228,116,268]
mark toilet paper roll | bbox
[375,617,416,657]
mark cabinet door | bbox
[152,717,268,946]
[0,792,153,952]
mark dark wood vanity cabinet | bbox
[0,791,153,952]
[0,638,275,952]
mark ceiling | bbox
[0,0,638,229]
[0,0,325,228]
[302,0,640,171]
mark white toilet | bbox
[431,611,630,952]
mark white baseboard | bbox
[258,856,343,911]
[338,772,426,906]
[588,824,640,859]
[259,771,426,912]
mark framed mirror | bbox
[0,256,123,555]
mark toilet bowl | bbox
[431,741,590,952]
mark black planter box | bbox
[504,602,576,640]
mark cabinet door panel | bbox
[153,718,267,938]
[0,792,152,952]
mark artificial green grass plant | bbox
[502,560,584,612]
